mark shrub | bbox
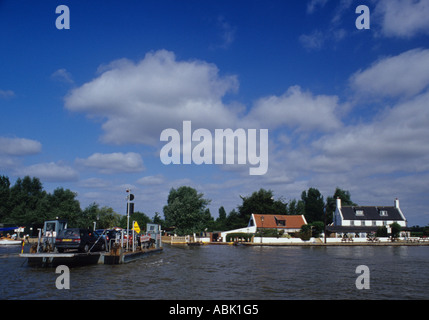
[376,226,388,237]
[390,222,401,238]
[299,225,312,241]
[257,228,282,238]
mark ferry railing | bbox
[36,229,55,253]
[36,228,42,253]
[89,229,108,253]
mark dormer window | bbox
[380,210,388,216]
[355,209,364,216]
[275,217,285,227]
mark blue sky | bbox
[1,0,429,226]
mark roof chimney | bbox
[394,198,399,208]
[336,197,341,209]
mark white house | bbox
[247,214,306,233]
[328,197,407,238]
[219,214,307,242]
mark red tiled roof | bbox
[252,214,307,229]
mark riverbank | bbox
[243,241,429,246]
[162,234,429,246]
[162,239,429,247]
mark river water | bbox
[1,244,428,300]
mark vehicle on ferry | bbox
[55,228,106,253]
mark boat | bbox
[20,191,163,267]
[0,226,24,245]
[20,221,163,267]
[0,239,22,245]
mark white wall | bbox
[342,220,406,227]
[220,226,257,242]
[253,237,318,244]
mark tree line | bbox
[161,186,358,235]
[0,175,154,234]
[1,175,358,236]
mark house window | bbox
[275,217,285,227]
[380,210,388,217]
[355,210,364,216]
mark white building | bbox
[219,214,307,242]
[328,198,407,237]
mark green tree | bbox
[8,176,47,225]
[213,206,228,230]
[47,188,82,226]
[225,209,243,230]
[299,224,312,241]
[0,175,121,231]
[390,222,401,239]
[163,186,211,235]
[326,187,357,224]
[309,221,324,237]
[96,206,121,229]
[152,212,164,226]
[424,225,429,237]
[301,187,325,223]
[0,176,11,221]
[238,189,288,226]
[120,211,151,231]
[287,199,305,215]
[80,203,121,229]
[376,226,388,237]
[80,202,99,228]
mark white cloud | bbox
[300,0,351,50]
[0,137,42,156]
[79,177,111,188]
[137,175,166,186]
[75,152,144,174]
[51,68,74,84]
[60,47,429,225]
[0,90,15,99]
[299,30,325,50]
[247,48,429,225]
[330,0,353,24]
[315,89,429,175]
[0,156,18,169]
[306,0,329,14]
[18,162,79,182]
[65,50,239,145]
[350,48,429,99]
[374,0,429,38]
[215,16,236,49]
[246,85,342,132]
